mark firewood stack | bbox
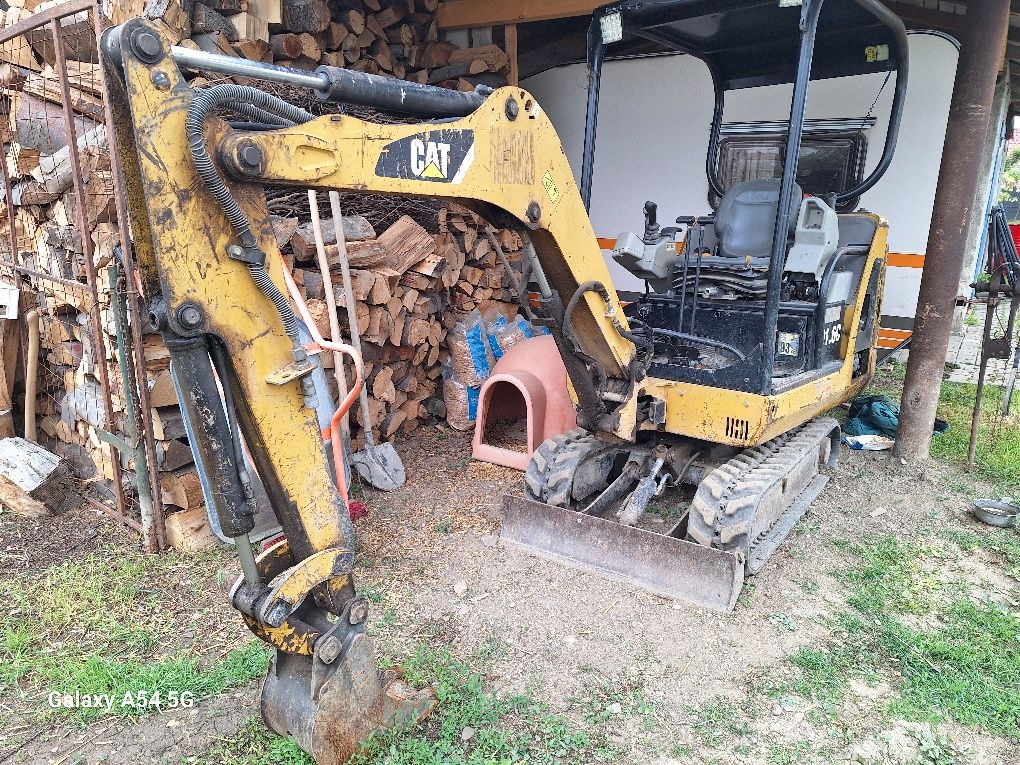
[278,204,524,449]
[0,0,523,535]
[109,0,513,93]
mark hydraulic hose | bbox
[651,327,746,361]
[247,259,301,340]
[223,100,292,127]
[563,281,653,352]
[186,85,314,341]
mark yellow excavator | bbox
[101,0,906,761]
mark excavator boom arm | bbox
[102,18,639,764]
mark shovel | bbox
[326,191,406,490]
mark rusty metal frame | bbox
[0,0,166,548]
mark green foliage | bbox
[942,527,1020,580]
[782,535,1020,740]
[0,547,266,724]
[210,644,630,765]
[684,698,752,748]
[768,613,799,632]
[350,645,609,765]
[197,717,314,765]
[879,599,1020,736]
[868,363,1020,494]
[998,146,1020,204]
[45,642,270,723]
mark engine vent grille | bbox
[726,417,750,441]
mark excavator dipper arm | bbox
[101,18,638,764]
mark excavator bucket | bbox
[500,496,745,612]
[262,634,436,764]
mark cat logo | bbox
[375,129,474,184]
[410,138,451,179]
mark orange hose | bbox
[279,254,363,505]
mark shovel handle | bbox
[279,253,363,505]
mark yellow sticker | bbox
[542,171,560,204]
[865,44,889,64]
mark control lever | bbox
[643,201,660,244]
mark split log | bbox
[290,214,376,260]
[165,506,217,551]
[144,0,192,42]
[0,437,80,516]
[199,0,244,14]
[159,468,205,510]
[337,8,365,35]
[248,0,283,24]
[281,0,331,33]
[297,32,322,60]
[321,215,433,274]
[154,438,195,472]
[234,38,272,61]
[269,32,304,58]
[229,13,270,42]
[191,3,239,41]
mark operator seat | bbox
[714,179,803,266]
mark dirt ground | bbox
[1,426,1016,764]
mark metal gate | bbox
[0,0,166,550]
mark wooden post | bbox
[895,0,1012,461]
[505,23,518,86]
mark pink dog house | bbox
[472,334,577,470]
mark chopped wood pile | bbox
[280,205,525,448]
[0,0,525,538]
[109,0,513,92]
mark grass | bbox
[208,643,633,765]
[941,527,1020,580]
[684,698,752,748]
[0,546,267,724]
[776,535,1020,740]
[869,360,1020,492]
[197,718,314,765]
[353,644,617,765]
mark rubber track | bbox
[523,429,607,508]
[687,417,838,564]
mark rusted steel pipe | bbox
[894,0,1011,461]
[50,16,127,518]
[95,6,168,549]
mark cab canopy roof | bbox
[597,0,903,89]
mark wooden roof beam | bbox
[436,0,604,30]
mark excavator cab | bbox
[588,0,907,395]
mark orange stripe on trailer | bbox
[887,252,925,268]
[877,338,903,349]
[879,328,913,339]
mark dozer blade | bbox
[501,496,744,612]
[262,633,436,764]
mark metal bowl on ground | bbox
[970,499,1019,528]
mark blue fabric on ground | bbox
[843,394,949,438]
